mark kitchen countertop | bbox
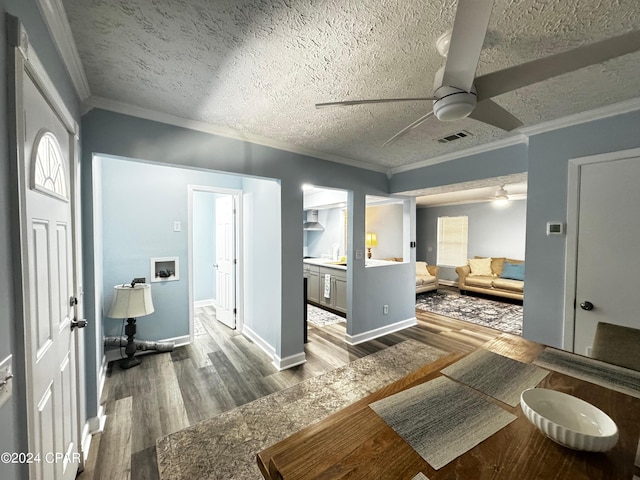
[303,258,399,269]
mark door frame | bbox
[563,146,640,351]
[187,185,243,340]
[7,15,87,473]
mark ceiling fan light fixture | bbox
[433,86,477,122]
[436,31,452,57]
[493,186,510,206]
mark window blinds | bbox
[437,216,468,266]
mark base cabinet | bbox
[304,264,346,315]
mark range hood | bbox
[303,210,324,231]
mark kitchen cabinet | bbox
[304,260,347,315]
[304,264,321,304]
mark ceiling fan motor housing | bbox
[433,85,477,122]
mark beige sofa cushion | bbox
[465,276,493,288]
[417,274,436,286]
[492,278,524,292]
[468,258,492,276]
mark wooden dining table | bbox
[257,334,640,480]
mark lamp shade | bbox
[107,284,155,318]
[365,233,378,248]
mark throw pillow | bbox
[501,262,525,281]
[468,258,492,276]
[416,261,430,276]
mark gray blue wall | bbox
[417,199,527,282]
[523,109,640,346]
[0,1,81,478]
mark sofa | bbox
[456,257,524,300]
[416,261,439,294]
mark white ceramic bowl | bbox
[520,388,618,452]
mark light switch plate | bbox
[173,221,182,232]
[0,355,13,409]
[355,250,363,260]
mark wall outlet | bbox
[383,305,389,315]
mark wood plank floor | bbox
[78,304,501,480]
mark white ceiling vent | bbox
[437,130,472,144]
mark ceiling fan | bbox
[315,0,640,146]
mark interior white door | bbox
[215,195,236,328]
[573,154,640,356]
[16,61,81,479]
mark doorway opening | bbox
[188,186,243,341]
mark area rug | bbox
[307,304,345,327]
[416,290,523,336]
[156,339,446,480]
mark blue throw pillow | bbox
[501,262,525,281]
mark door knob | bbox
[580,301,594,311]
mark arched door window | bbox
[31,129,68,201]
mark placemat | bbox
[412,473,429,480]
[533,348,640,399]
[370,376,516,470]
[441,349,549,407]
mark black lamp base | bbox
[120,317,140,369]
[120,355,141,369]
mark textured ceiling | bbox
[61,0,640,171]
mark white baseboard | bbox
[242,324,276,359]
[103,335,190,363]
[194,299,215,307]
[438,279,458,287]
[273,351,307,371]
[345,317,418,345]
[242,324,306,371]
[81,404,106,467]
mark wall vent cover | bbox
[437,130,472,143]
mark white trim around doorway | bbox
[564,146,640,351]
[187,185,244,343]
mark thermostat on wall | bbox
[546,221,565,236]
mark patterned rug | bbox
[416,290,522,336]
[307,304,345,327]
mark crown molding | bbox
[389,134,529,176]
[520,97,640,136]
[36,0,91,101]
[85,96,389,174]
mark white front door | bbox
[572,151,640,356]
[215,195,236,328]
[10,32,82,479]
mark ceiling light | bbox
[436,31,452,57]
[493,185,509,206]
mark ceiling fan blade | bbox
[475,29,640,101]
[441,0,494,92]
[382,111,435,147]
[315,97,435,109]
[468,99,523,131]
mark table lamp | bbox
[107,281,155,369]
[365,232,378,259]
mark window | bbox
[437,216,468,266]
[32,129,68,201]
